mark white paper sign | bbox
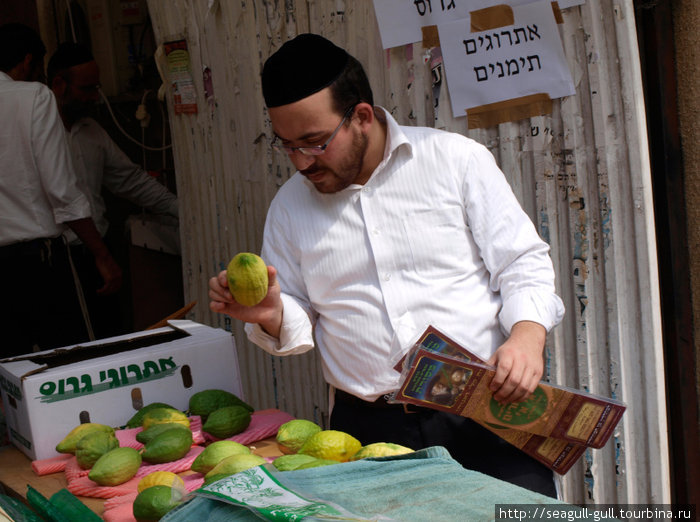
[372,0,586,49]
[438,0,575,117]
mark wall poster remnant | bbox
[164,39,198,115]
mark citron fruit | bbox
[295,458,340,469]
[203,453,266,482]
[88,447,142,486]
[141,408,190,430]
[350,442,414,461]
[132,485,184,521]
[137,471,185,493]
[136,422,191,445]
[298,430,362,463]
[126,402,177,429]
[226,252,268,306]
[276,419,322,454]
[189,389,254,421]
[271,454,319,471]
[191,440,251,474]
[141,427,193,464]
[202,405,251,439]
[75,430,120,469]
[56,423,114,454]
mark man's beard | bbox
[62,100,97,125]
[303,129,369,194]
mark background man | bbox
[47,42,178,338]
[0,24,121,356]
[209,34,565,496]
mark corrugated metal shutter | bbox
[146,0,668,504]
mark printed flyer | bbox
[394,326,625,455]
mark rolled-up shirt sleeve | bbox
[499,288,565,335]
[32,87,91,223]
[244,293,315,354]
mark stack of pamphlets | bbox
[392,326,626,474]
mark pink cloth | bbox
[102,492,138,522]
[31,453,73,476]
[67,474,140,499]
[183,474,205,492]
[64,456,90,482]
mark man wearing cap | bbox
[47,42,179,338]
[209,34,564,496]
[0,24,121,356]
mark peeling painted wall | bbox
[146,0,668,505]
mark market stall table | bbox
[0,437,283,518]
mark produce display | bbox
[191,440,251,474]
[132,485,184,521]
[189,388,254,420]
[125,403,177,429]
[75,430,120,469]
[203,453,266,485]
[140,428,193,464]
[140,408,190,430]
[38,388,414,521]
[201,404,251,438]
[276,418,322,454]
[137,471,185,493]
[55,423,115,454]
[136,423,190,445]
[88,447,142,486]
[298,430,362,462]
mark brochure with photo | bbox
[392,326,625,468]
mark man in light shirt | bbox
[47,42,178,338]
[209,34,564,496]
[0,24,122,357]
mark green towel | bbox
[163,446,573,521]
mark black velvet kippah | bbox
[47,42,94,85]
[262,33,349,108]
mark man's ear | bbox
[354,102,375,130]
[9,53,34,81]
[51,72,67,96]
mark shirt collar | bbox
[70,117,91,134]
[377,106,412,162]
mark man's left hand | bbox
[486,321,546,404]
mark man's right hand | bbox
[209,265,283,338]
[95,253,122,295]
[65,217,122,295]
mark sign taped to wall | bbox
[438,0,575,118]
[372,0,585,49]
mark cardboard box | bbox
[0,320,243,461]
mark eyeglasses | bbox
[271,105,356,156]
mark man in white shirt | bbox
[0,24,121,356]
[209,34,564,496]
[47,42,178,338]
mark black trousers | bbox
[0,237,89,357]
[331,391,557,498]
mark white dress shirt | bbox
[247,108,564,401]
[64,117,178,242]
[0,72,90,246]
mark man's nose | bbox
[290,151,317,170]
